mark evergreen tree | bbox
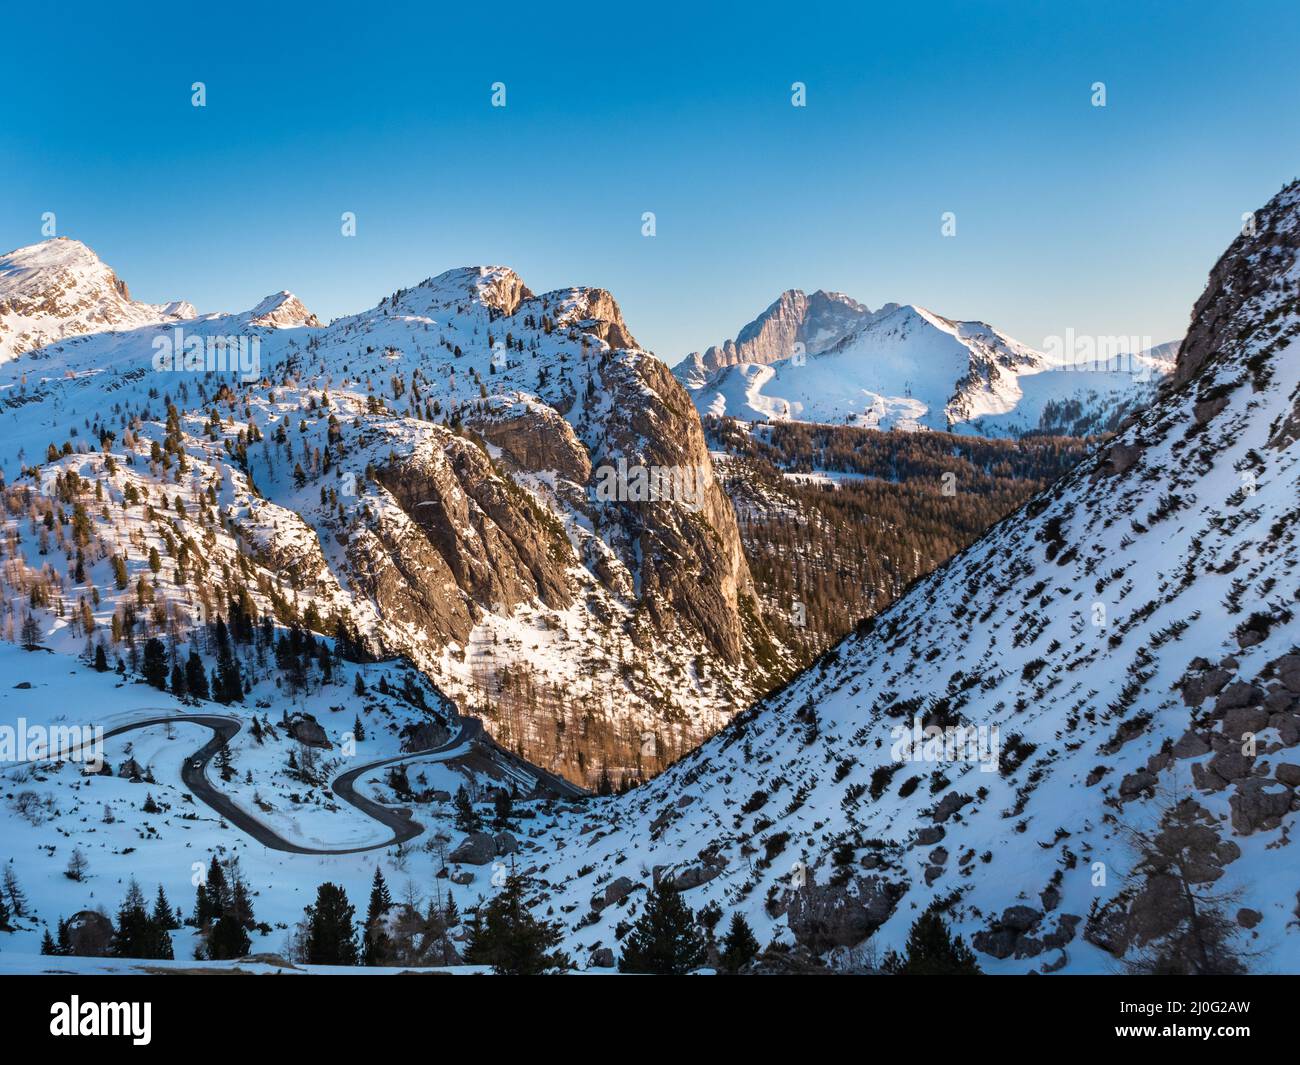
[303,882,358,965]
[204,856,230,918]
[0,893,9,932]
[228,862,255,929]
[152,884,179,930]
[464,872,569,975]
[141,637,168,689]
[881,908,981,975]
[170,661,187,696]
[216,639,243,703]
[492,789,513,829]
[93,643,109,672]
[720,911,761,973]
[112,878,172,959]
[185,649,210,699]
[3,863,28,918]
[363,866,393,966]
[618,879,706,975]
[207,914,251,960]
[198,855,255,959]
[353,714,365,742]
[193,882,210,928]
[453,786,481,833]
[216,742,234,782]
[40,927,58,955]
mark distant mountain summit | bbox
[677,288,1175,437]
[0,237,195,361]
[675,288,877,388]
[246,291,320,329]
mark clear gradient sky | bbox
[3,0,1298,364]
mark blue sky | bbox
[2,0,1298,364]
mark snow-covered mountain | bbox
[529,181,1300,972]
[0,245,785,785]
[677,295,1175,437]
[0,238,196,362]
[675,288,877,388]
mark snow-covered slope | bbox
[0,238,195,362]
[527,182,1300,972]
[680,297,1174,437]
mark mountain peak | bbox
[1,235,107,273]
[407,265,533,317]
[679,286,876,381]
[246,290,321,328]
[0,237,124,300]
[0,236,193,361]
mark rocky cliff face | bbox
[344,428,576,649]
[676,288,873,385]
[590,351,758,664]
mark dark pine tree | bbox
[303,883,359,965]
[463,872,570,975]
[203,856,230,921]
[152,884,179,930]
[453,786,481,833]
[881,909,981,975]
[141,638,168,689]
[170,661,187,696]
[193,882,210,928]
[215,619,243,704]
[185,649,210,699]
[492,789,513,829]
[113,879,173,959]
[207,913,251,960]
[618,879,706,975]
[362,866,393,966]
[720,911,761,973]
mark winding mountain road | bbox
[13,706,584,852]
[87,714,473,855]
